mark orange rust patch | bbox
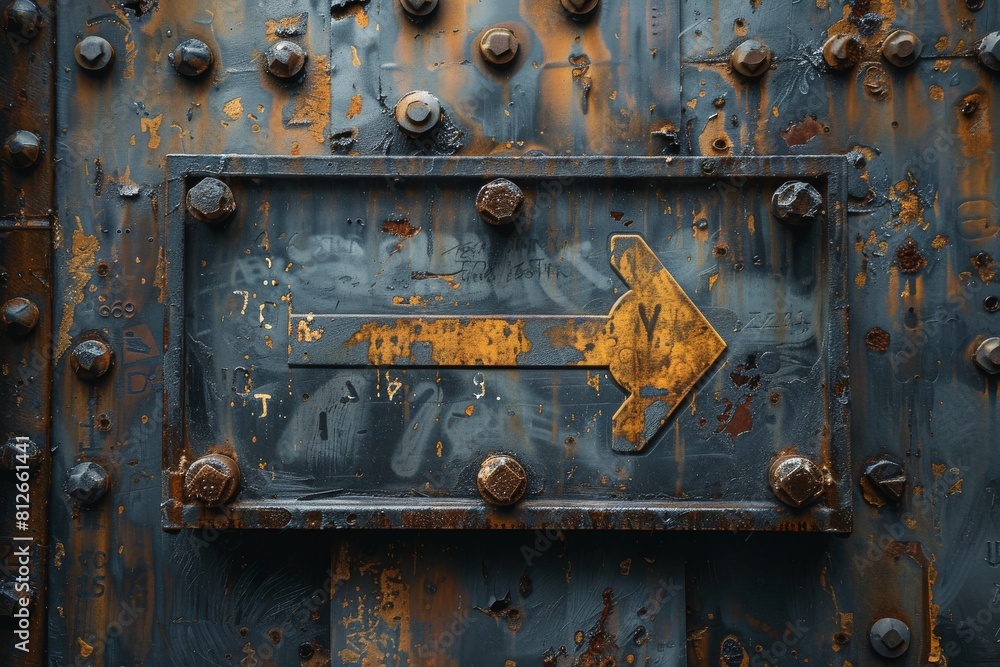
[380,218,420,239]
[265,14,307,41]
[289,55,331,144]
[971,252,996,283]
[896,238,927,274]
[56,223,99,359]
[347,94,363,120]
[780,115,826,147]
[928,85,944,102]
[931,234,949,250]
[140,114,163,150]
[865,327,890,352]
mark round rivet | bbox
[881,30,922,68]
[70,338,114,381]
[2,130,40,169]
[730,39,772,77]
[768,455,824,508]
[184,454,241,506]
[1,297,39,336]
[65,461,110,505]
[823,34,863,71]
[264,40,307,79]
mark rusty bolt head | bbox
[869,618,910,659]
[1,297,39,336]
[65,461,109,505]
[477,454,527,506]
[70,338,114,381]
[769,455,824,508]
[0,436,41,472]
[394,90,443,138]
[265,40,307,79]
[74,35,115,71]
[730,39,772,78]
[480,27,519,66]
[399,0,438,17]
[861,458,907,505]
[823,34,863,71]
[979,32,1000,71]
[974,337,1000,374]
[170,38,213,77]
[184,454,241,506]
[2,130,40,169]
[476,179,525,226]
[561,0,600,16]
[771,181,823,225]
[1,0,42,41]
[186,177,236,223]
[881,30,922,68]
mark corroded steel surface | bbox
[0,0,998,666]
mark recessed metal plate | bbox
[163,155,850,531]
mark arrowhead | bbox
[605,235,726,452]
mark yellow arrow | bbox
[289,234,727,452]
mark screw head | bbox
[1,297,39,336]
[869,618,910,658]
[476,178,525,226]
[170,38,213,77]
[769,455,825,508]
[1,0,41,41]
[2,130,40,169]
[561,0,600,16]
[771,181,823,225]
[979,32,1000,71]
[974,337,1000,374]
[480,27,519,66]
[65,462,110,505]
[0,436,41,472]
[70,337,114,381]
[186,177,236,223]
[861,458,907,505]
[184,454,241,506]
[477,454,527,506]
[265,40,307,79]
[823,34,863,71]
[881,30,922,67]
[399,0,438,17]
[394,90,443,138]
[74,35,115,71]
[730,39,772,77]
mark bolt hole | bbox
[891,120,899,128]
[713,243,729,258]
[734,18,746,30]
[239,627,248,638]
[346,513,357,525]
[96,262,110,277]
[985,296,1000,313]
[834,631,851,644]
[299,643,315,659]
[712,137,729,152]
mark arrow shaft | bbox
[289,314,610,368]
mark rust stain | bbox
[350,45,361,67]
[348,318,531,366]
[289,55,331,144]
[265,13,307,41]
[77,637,94,657]
[223,97,244,120]
[56,222,99,359]
[154,246,167,303]
[780,115,826,147]
[140,114,163,150]
[347,94,363,120]
[931,234,949,250]
[888,174,926,229]
[971,252,996,283]
[865,327,890,352]
[928,85,944,102]
[380,218,420,239]
[896,238,928,274]
[297,318,325,342]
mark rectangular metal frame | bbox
[163,155,851,532]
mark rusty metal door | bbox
[1,0,999,665]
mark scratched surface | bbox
[5,0,997,665]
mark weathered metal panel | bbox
[0,0,998,666]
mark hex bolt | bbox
[74,35,115,72]
[264,40,307,79]
[394,90,443,138]
[70,338,114,381]
[398,0,438,19]
[170,38,213,77]
[476,178,525,226]
[560,0,600,18]
[769,455,825,508]
[869,617,910,659]
[1,0,42,42]
[1,297,39,336]
[861,458,907,504]
[65,461,110,505]
[823,34,863,71]
[978,32,1000,71]
[184,453,241,506]
[477,454,527,506]
[974,337,1000,374]
[480,27,519,66]
[881,30,922,68]
[771,181,823,225]
[2,130,41,169]
[730,39,772,78]
[0,436,42,472]
[186,177,236,223]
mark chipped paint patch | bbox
[140,114,163,150]
[56,223,99,359]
